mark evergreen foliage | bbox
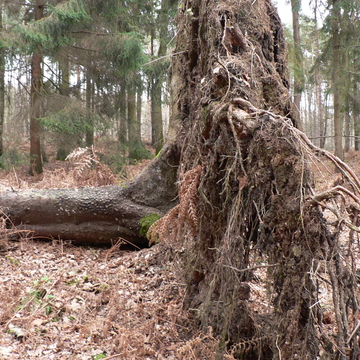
[2,0,160,168]
[102,32,146,74]
[19,0,91,52]
[39,102,98,136]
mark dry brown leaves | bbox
[2,144,360,359]
[0,239,216,359]
[147,165,202,245]
[0,146,121,192]
[0,156,222,360]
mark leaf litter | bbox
[1,150,360,359]
[0,155,223,360]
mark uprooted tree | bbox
[1,0,360,358]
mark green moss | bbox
[139,213,161,237]
[155,148,162,158]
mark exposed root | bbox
[154,97,360,358]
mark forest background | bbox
[0,0,358,175]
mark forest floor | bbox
[0,148,360,359]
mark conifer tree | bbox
[0,6,5,157]
[148,0,177,154]
[290,0,304,131]
[331,0,342,160]
[29,0,44,175]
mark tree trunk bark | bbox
[150,77,164,154]
[1,144,179,245]
[118,82,127,145]
[136,81,142,138]
[291,0,304,131]
[85,67,94,147]
[314,0,326,149]
[128,80,149,161]
[0,7,5,157]
[29,0,44,175]
[56,51,72,160]
[127,80,137,160]
[354,77,360,150]
[332,0,343,160]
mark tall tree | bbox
[117,81,127,145]
[354,77,360,150]
[332,0,343,160]
[29,0,44,175]
[85,66,94,147]
[142,0,176,155]
[313,0,326,148]
[128,75,150,162]
[290,0,304,131]
[0,5,5,157]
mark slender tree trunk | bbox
[343,51,351,153]
[29,0,44,175]
[150,78,164,154]
[128,78,150,161]
[324,92,330,148]
[332,0,343,160]
[314,0,325,148]
[344,95,351,153]
[136,81,142,138]
[56,51,71,160]
[59,52,70,97]
[85,67,94,147]
[291,0,304,131]
[118,82,127,145]
[354,77,360,150]
[149,0,170,154]
[128,80,138,160]
[0,6,5,157]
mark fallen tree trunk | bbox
[0,145,179,246]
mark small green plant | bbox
[128,143,153,164]
[66,279,78,286]
[95,283,109,294]
[46,305,52,315]
[17,276,55,315]
[139,213,161,237]
[91,352,107,360]
[33,276,51,286]
[6,256,20,265]
[0,148,28,169]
